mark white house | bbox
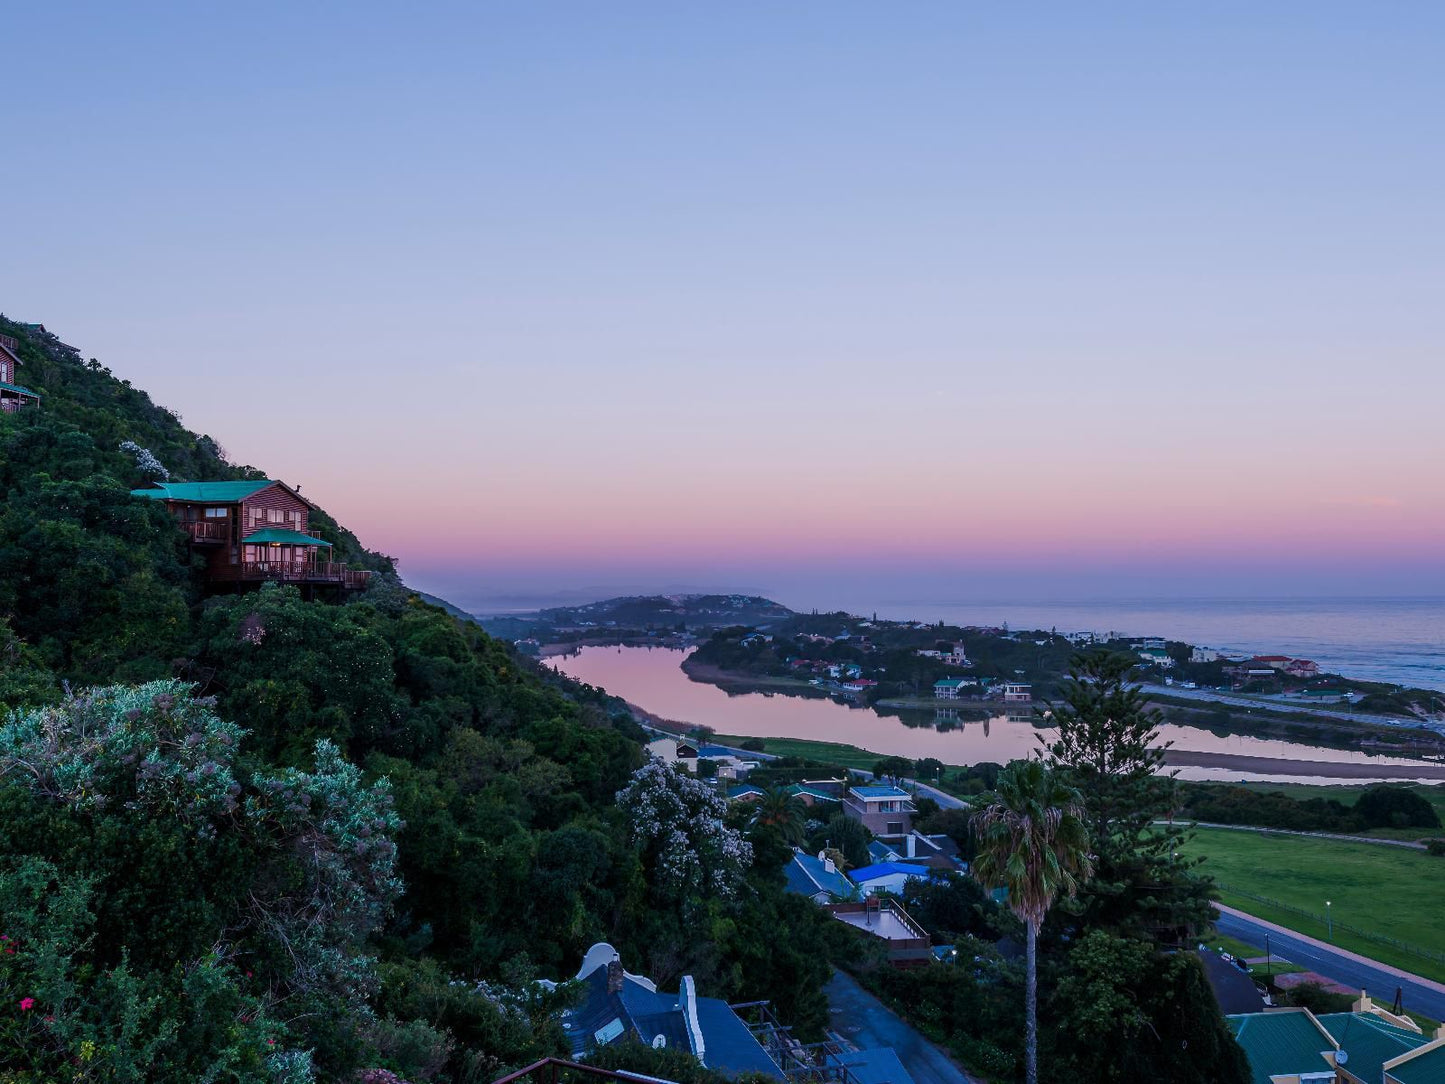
[646,737,699,773]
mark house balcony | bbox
[182,520,231,543]
[209,561,371,589]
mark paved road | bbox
[1214,905,1445,1020]
[825,969,981,1084]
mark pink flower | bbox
[19,998,34,1011]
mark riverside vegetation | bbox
[0,318,1251,1083]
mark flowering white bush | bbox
[0,681,244,830]
[119,440,170,480]
[616,760,752,901]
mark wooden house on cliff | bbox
[131,479,371,593]
[0,334,41,412]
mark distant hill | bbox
[479,593,795,640]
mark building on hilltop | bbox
[131,480,371,593]
[0,334,41,412]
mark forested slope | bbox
[0,317,837,1083]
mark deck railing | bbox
[210,561,371,588]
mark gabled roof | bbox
[786,784,839,802]
[132,480,276,503]
[1388,1041,1445,1083]
[727,784,764,800]
[1317,1012,1431,1083]
[785,851,852,900]
[1228,1010,1338,1084]
[849,862,930,884]
[131,479,317,508]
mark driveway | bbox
[825,969,982,1084]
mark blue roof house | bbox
[849,862,933,898]
[559,943,783,1079]
[784,850,856,903]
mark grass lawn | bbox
[1188,827,1445,982]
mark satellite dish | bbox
[1336,1050,1349,1067]
[652,1035,667,1049]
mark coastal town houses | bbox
[842,784,915,839]
[0,334,41,412]
[130,480,371,593]
[932,678,976,699]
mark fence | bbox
[1218,882,1445,969]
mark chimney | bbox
[681,975,706,1064]
[607,959,625,994]
[907,833,916,858]
[823,855,836,874]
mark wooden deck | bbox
[209,561,371,589]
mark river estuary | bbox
[551,645,1442,785]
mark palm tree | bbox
[753,786,808,846]
[970,760,1092,1084]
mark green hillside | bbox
[0,317,837,1082]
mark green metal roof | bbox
[1318,1013,1430,1084]
[242,528,331,547]
[131,480,276,502]
[0,381,40,398]
[1389,1044,1445,1084]
[1228,1011,1336,1084]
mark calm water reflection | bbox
[552,646,1432,783]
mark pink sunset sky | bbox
[3,5,1442,610]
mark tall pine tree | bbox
[1041,650,1215,944]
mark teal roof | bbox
[1390,1044,1445,1084]
[1318,1013,1431,1083]
[0,381,40,398]
[1228,1011,1336,1084]
[131,480,276,502]
[242,528,331,547]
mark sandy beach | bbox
[1163,749,1445,780]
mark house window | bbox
[887,821,904,835]
[205,507,227,518]
[268,508,285,524]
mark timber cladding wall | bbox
[239,484,312,539]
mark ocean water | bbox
[850,596,1445,692]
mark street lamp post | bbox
[1326,900,1333,941]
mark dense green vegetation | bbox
[0,319,843,1082]
[1178,781,1442,835]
